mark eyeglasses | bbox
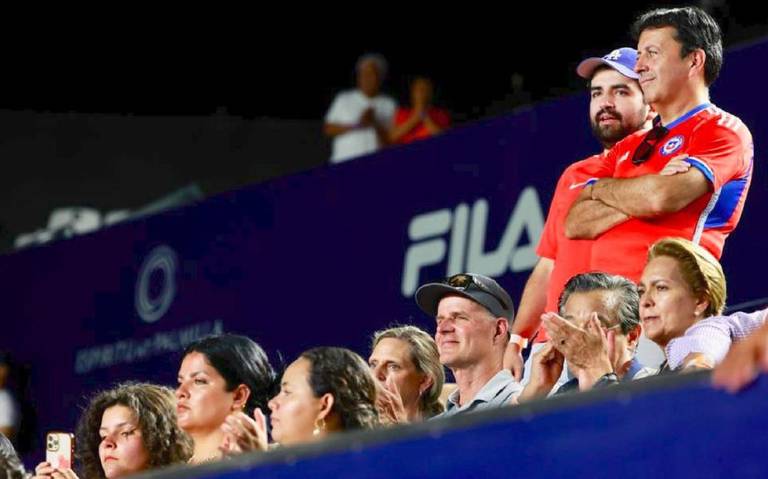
[631,118,669,165]
[444,273,510,311]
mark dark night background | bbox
[6,3,765,118]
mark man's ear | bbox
[495,318,509,344]
[688,48,707,80]
[627,324,642,350]
[645,105,657,123]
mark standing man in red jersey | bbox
[566,6,753,283]
[505,47,654,380]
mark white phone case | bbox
[45,432,74,470]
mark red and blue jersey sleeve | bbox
[685,112,753,230]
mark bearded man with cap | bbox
[416,273,522,418]
[506,47,654,382]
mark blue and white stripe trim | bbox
[688,155,753,233]
[685,157,716,184]
[663,103,712,129]
[693,187,720,245]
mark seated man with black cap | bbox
[416,273,522,418]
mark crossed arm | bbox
[565,159,711,239]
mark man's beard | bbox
[590,109,636,147]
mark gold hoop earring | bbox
[312,417,326,436]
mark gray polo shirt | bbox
[433,369,522,419]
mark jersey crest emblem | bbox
[660,135,684,156]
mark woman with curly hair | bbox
[33,382,192,479]
[175,334,276,464]
[220,347,379,453]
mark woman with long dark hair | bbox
[175,333,276,464]
[221,347,378,453]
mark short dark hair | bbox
[300,347,379,431]
[632,6,723,86]
[183,334,277,415]
[76,382,193,479]
[559,272,640,334]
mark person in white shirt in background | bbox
[324,54,397,163]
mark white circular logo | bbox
[661,135,684,156]
[135,245,178,323]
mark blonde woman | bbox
[368,325,445,423]
[639,237,727,371]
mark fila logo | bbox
[401,187,545,297]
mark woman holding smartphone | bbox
[175,333,276,464]
[33,382,192,479]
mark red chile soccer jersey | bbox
[590,103,754,282]
[534,152,616,342]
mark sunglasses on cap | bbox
[443,273,510,311]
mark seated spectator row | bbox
[1,234,761,479]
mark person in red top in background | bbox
[504,47,654,382]
[566,6,753,283]
[389,76,450,144]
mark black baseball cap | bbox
[415,273,515,321]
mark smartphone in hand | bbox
[46,431,74,469]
